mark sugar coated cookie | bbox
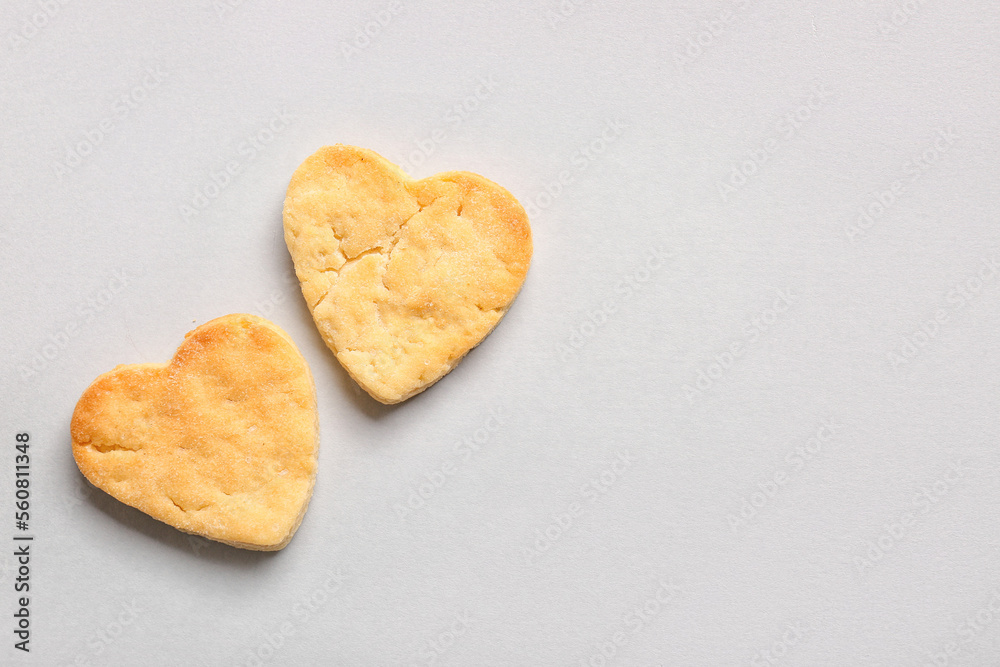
[283,145,532,404]
[71,314,318,551]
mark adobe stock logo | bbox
[887,252,997,369]
[852,459,971,576]
[543,0,595,29]
[682,288,797,403]
[521,450,633,566]
[7,0,73,50]
[717,83,833,203]
[394,408,505,521]
[340,1,405,61]
[918,589,1000,667]
[179,108,293,221]
[213,0,250,20]
[19,268,135,381]
[52,66,168,179]
[522,118,629,220]
[877,0,932,36]
[845,126,959,242]
[727,418,844,533]
[575,578,681,667]
[395,75,500,175]
[231,569,346,667]
[61,599,143,666]
[672,0,754,74]
[407,611,472,667]
[557,247,670,362]
[749,620,810,667]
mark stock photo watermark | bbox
[682,288,797,403]
[18,268,136,381]
[0,553,13,588]
[523,118,629,219]
[672,0,755,74]
[543,0,596,29]
[887,252,997,369]
[917,588,1000,666]
[574,578,681,667]
[394,75,500,175]
[60,599,142,666]
[52,66,168,179]
[877,0,933,36]
[340,0,405,61]
[727,418,844,533]
[717,83,833,203]
[7,0,72,50]
[394,408,505,521]
[844,126,958,243]
[407,610,472,667]
[252,263,300,320]
[852,459,971,577]
[521,449,633,566]
[557,246,670,361]
[179,108,293,221]
[213,0,251,20]
[749,620,811,667]
[231,568,346,667]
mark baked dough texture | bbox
[283,144,532,404]
[71,314,318,551]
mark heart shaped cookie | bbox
[71,314,318,551]
[283,145,532,404]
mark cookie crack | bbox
[338,246,386,273]
[385,201,429,257]
[311,200,436,309]
[320,207,423,279]
[166,494,211,513]
[91,441,139,453]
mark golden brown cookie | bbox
[283,145,532,404]
[71,314,318,551]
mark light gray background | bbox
[2,1,999,665]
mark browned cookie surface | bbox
[71,314,318,551]
[283,145,532,404]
